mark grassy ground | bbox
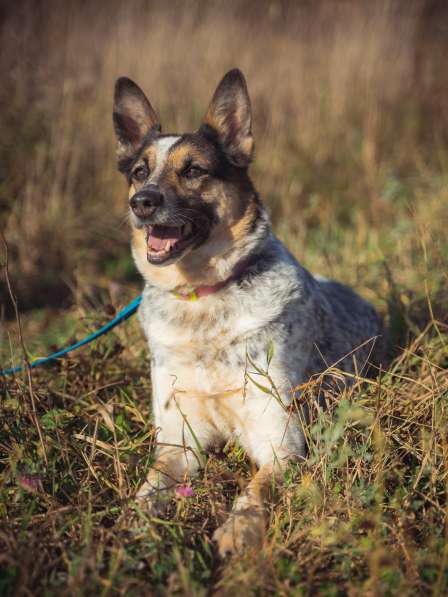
[1,1,448,594]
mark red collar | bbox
[172,260,249,301]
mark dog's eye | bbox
[183,165,207,180]
[132,164,148,182]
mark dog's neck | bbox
[170,256,252,301]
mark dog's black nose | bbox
[129,188,164,218]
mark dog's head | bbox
[113,69,264,281]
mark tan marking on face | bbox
[131,136,181,187]
[168,143,194,170]
[141,145,158,173]
[157,142,213,193]
[229,196,258,242]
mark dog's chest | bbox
[140,290,269,394]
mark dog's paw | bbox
[213,506,265,558]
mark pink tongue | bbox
[147,225,183,251]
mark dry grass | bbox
[1,1,448,594]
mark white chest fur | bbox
[140,288,267,395]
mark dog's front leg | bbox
[213,387,305,557]
[135,367,209,514]
[213,460,285,557]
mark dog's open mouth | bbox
[146,223,197,264]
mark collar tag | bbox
[174,290,198,301]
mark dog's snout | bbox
[129,188,164,218]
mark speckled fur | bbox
[113,69,383,556]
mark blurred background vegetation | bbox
[1,1,448,594]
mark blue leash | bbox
[0,295,142,377]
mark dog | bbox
[112,68,383,557]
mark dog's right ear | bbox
[113,77,160,158]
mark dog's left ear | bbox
[113,77,160,159]
[201,69,254,168]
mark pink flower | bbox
[175,485,195,498]
[17,473,43,494]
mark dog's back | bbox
[310,275,383,379]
